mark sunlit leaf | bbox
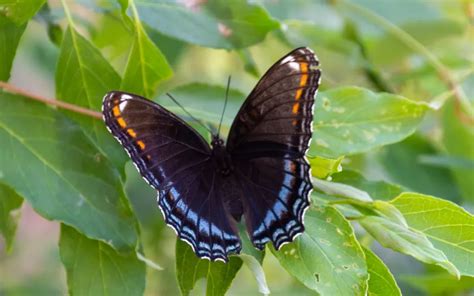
[0,183,22,252]
[311,87,430,158]
[59,224,145,296]
[363,246,401,296]
[0,0,45,25]
[134,0,279,49]
[391,193,474,277]
[0,92,138,251]
[308,155,344,179]
[0,15,26,81]
[175,239,243,296]
[56,26,127,171]
[272,205,368,295]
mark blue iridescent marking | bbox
[198,219,210,236]
[181,226,197,240]
[198,241,211,251]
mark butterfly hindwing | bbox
[103,92,241,261]
[227,47,321,249]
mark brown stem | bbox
[0,81,102,119]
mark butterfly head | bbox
[211,135,225,148]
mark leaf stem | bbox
[337,0,473,122]
[0,81,102,119]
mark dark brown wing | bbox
[103,91,241,261]
[227,47,321,249]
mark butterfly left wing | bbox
[227,47,321,250]
[103,91,241,261]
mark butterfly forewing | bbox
[227,47,321,249]
[103,92,241,261]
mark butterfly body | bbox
[210,137,233,177]
[103,47,321,261]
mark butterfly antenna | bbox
[217,75,231,138]
[166,93,213,134]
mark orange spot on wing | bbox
[136,140,146,150]
[127,128,137,138]
[292,102,300,114]
[112,105,121,117]
[116,117,126,128]
[295,63,309,100]
[295,89,303,100]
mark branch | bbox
[0,81,102,119]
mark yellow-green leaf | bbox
[272,205,368,295]
[59,224,145,296]
[311,87,430,158]
[391,193,474,277]
[363,246,401,296]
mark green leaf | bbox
[175,239,243,296]
[418,154,474,171]
[0,15,26,81]
[239,254,270,295]
[284,20,361,59]
[363,246,401,296]
[391,193,474,277]
[0,92,138,251]
[56,25,127,171]
[331,170,403,200]
[59,224,145,296]
[359,215,460,278]
[308,155,344,179]
[134,0,279,49]
[237,225,268,294]
[380,134,461,202]
[157,83,246,132]
[442,101,474,202]
[0,0,45,25]
[312,177,373,203]
[272,205,368,295]
[402,273,474,296]
[120,0,173,98]
[311,87,430,158]
[0,183,22,252]
[366,19,464,66]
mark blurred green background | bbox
[0,0,473,295]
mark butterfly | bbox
[102,47,321,262]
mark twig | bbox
[0,81,102,119]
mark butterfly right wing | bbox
[103,91,241,261]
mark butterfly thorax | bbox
[211,136,233,177]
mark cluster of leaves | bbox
[0,0,473,295]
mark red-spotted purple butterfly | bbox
[103,47,321,261]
